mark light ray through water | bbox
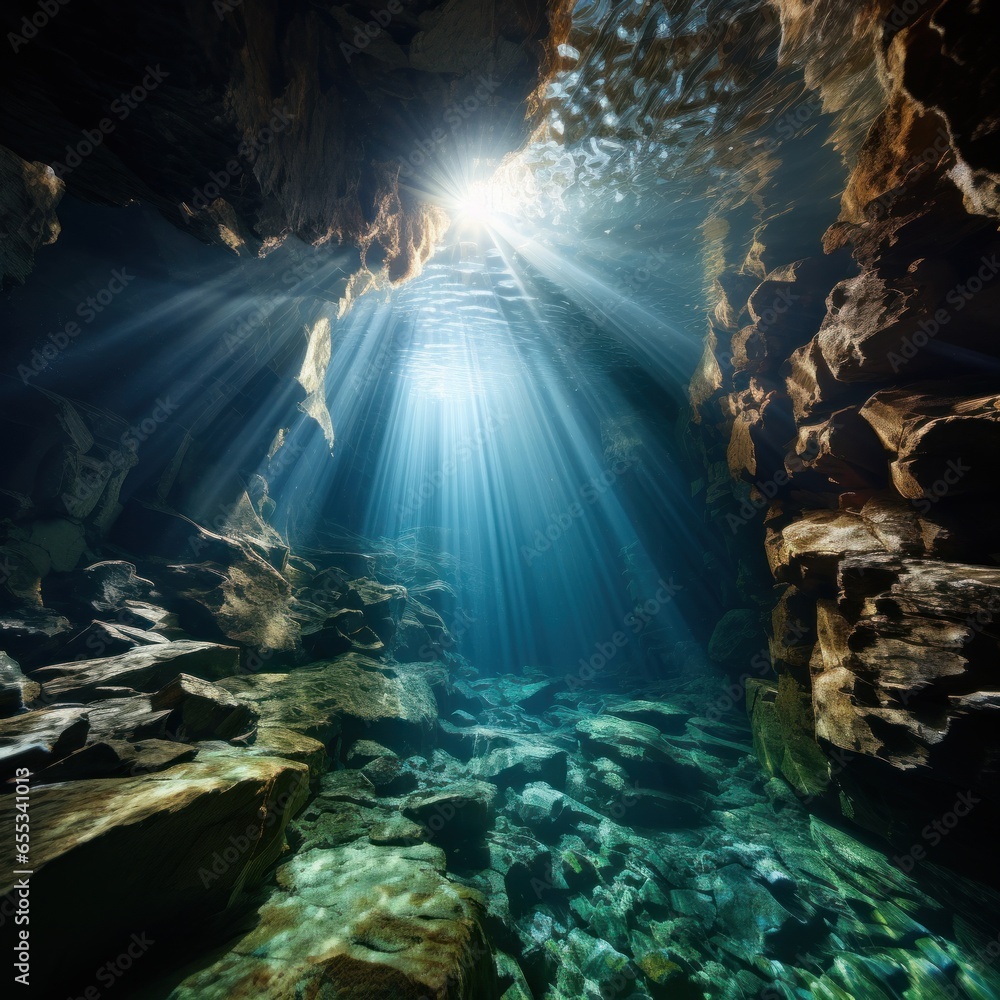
[270,185,716,675]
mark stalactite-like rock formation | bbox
[0,0,570,284]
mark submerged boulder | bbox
[164,841,497,999]
[0,753,309,996]
[150,673,259,743]
[0,704,90,779]
[470,742,569,790]
[575,716,706,790]
[401,780,498,845]
[219,653,438,754]
[33,640,240,702]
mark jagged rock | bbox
[858,493,925,555]
[496,950,534,1000]
[575,715,707,789]
[504,842,559,917]
[245,725,327,784]
[634,950,703,1000]
[811,598,940,767]
[319,769,381,807]
[219,653,438,753]
[0,650,35,716]
[860,383,1000,500]
[0,604,73,665]
[788,336,846,421]
[512,782,577,831]
[112,503,300,658]
[731,259,837,378]
[690,326,726,425]
[56,619,171,662]
[726,379,796,482]
[0,753,308,995]
[299,576,407,658]
[33,640,241,702]
[346,738,396,767]
[150,673,259,743]
[79,695,173,744]
[0,705,89,780]
[32,738,197,784]
[705,862,824,961]
[438,719,520,760]
[470,742,568,790]
[714,270,761,330]
[485,675,562,714]
[368,815,429,847]
[163,840,496,999]
[118,601,185,634]
[603,698,689,734]
[361,753,418,794]
[790,406,888,489]
[810,263,998,382]
[769,586,817,682]
[551,928,634,998]
[43,560,155,619]
[765,508,883,588]
[401,780,497,845]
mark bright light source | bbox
[454,180,499,226]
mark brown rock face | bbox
[690,0,1000,881]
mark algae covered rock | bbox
[747,676,830,800]
[165,841,497,999]
[0,753,308,996]
[401,779,498,844]
[219,652,438,752]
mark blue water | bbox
[1,179,730,680]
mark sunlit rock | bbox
[33,639,241,702]
[0,704,89,780]
[765,509,883,588]
[150,673,259,743]
[0,753,308,996]
[164,840,496,999]
[860,384,1000,500]
[219,653,438,754]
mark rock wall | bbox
[692,0,1000,883]
[0,0,570,282]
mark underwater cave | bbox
[3,0,1000,997]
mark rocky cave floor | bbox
[5,528,1000,1000]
